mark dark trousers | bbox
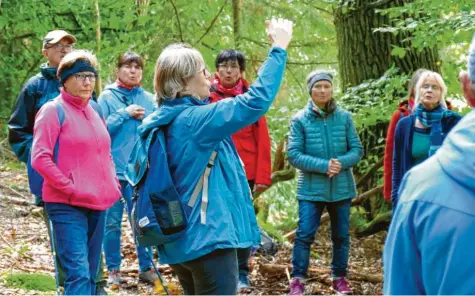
[170,249,238,295]
[43,205,106,289]
[291,199,351,279]
[45,202,106,295]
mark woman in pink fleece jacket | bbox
[31,50,121,295]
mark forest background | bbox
[0,0,474,293]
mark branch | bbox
[311,4,332,15]
[250,59,337,66]
[286,65,305,92]
[352,185,383,206]
[194,0,229,46]
[168,0,184,42]
[356,158,383,188]
[240,36,270,49]
[366,0,395,10]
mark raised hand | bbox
[265,18,293,50]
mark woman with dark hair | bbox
[98,51,157,287]
[287,70,363,295]
[138,18,292,295]
[31,50,121,295]
[209,49,272,290]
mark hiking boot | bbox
[237,277,250,292]
[107,269,121,287]
[288,278,305,295]
[332,277,352,295]
[139,268,159,285]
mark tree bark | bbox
[232,0,241,49]
[93,0,102,94]
[333,0,440,91]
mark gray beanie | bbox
[307,72,333,95]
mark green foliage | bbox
[3,273,56,291]
[339,67,409,128]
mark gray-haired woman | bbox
[137,19,293,294]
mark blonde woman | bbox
[391,71,461,208]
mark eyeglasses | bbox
[73,73,97,83]
[46,43,74,52]
[217,63,240,70]
[421,84,441,91]
[198,68,211,78]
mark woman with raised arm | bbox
[140,18,293,295]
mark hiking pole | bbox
[148,246,170,295]
[48,219,61,296]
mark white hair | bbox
[154,43,204,103]
[414,71,447,109]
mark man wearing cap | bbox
[383,35,475,295]
[7,30,107,294]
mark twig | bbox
[0,233,14,249]
[194,0,229,46]
[168,0,184,42]
[0,183,29,200]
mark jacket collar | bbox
[60,89,90,108]
[40,63,58,80]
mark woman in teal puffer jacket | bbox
[287,71,363,295]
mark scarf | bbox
[116,79,139,90]
[311,99,336,118]
[209,75,249,103]
[414,104,445,156]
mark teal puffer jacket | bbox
[288,100,363,202]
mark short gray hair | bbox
[57,50,97,78]
[154,43,204,103]
[414,71,447,109]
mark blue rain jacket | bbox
[383,110,475,295]
[138,47,287,264]
[98,83,156,180]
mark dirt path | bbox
[0,165,384,295]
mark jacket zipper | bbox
[323,115,333,199]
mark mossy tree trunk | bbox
[334,0,440,91]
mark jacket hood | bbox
[138,96,204,138]
[437,110,475,190]
[105,82,143,97]
[40,63,58,80]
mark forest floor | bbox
[0,164,384,295]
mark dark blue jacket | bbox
[391,112,461,206]
[8,64,60,164]
[384,110,475,295]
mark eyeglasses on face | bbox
[73,73,97,83]
[217,63,240,70]
[46,43,74,52]
[421,84,441,91]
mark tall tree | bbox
[333,0,440,90]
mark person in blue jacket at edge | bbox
[383,34,475,295]
[97,51,158,287]
[7,30,107,294]
[138,18,293,295]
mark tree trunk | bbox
[232,0,241,49]
[333,0,440,91]
[93,0,102,94]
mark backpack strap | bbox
[54,101,66,163]
[89,100,105,120]
[188,151,218,224]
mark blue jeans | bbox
[291,199,351,279]
[103,180,152,272]
[45,202,105,295]
[170,248,238,295]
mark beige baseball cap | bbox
[42,30,77,48]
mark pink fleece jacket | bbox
[31,90,121,210]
